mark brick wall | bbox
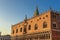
[52,30,60,40]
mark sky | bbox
[0,0,60,35]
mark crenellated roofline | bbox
[12,9,60,27]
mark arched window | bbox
[28,25,31,30]
[23,25,27,33]
[20,28,22,32]
[46,15,48,17]
[52,22,56,29]
[16,29,18,33]
[12,30,14,34]
[43,22,47,28]
[34,24,38,30]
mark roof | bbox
[12,10,60,27]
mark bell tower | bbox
[24,14,27,23]
[34,6,39,17]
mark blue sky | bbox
[0,0,60,35]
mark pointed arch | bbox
[43,21,47,28]
[34,24,38,30]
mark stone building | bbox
[0,32,11,40]
[11,7,60,40]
